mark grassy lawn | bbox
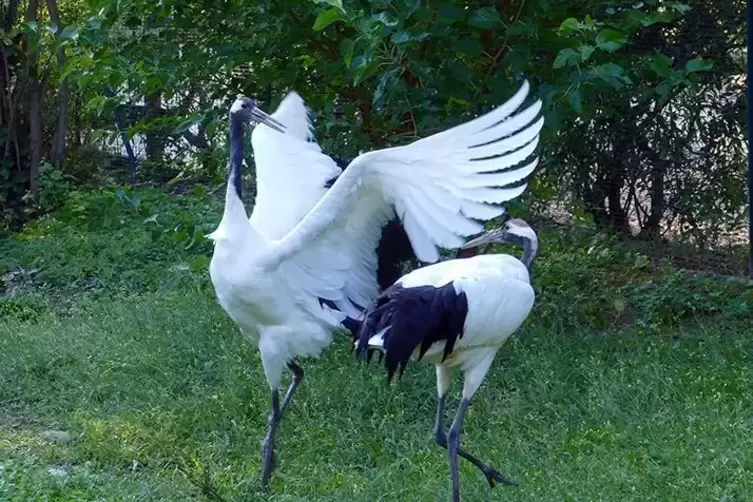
[2,291,752,501]
[1,188,752,501]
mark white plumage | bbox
[367,253,533,373]
[354,218,539,502]
[248,92,342,240]
[207,82,544,490]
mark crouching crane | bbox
[355,219,539,502]
[207,83,544,491]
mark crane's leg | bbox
[260,389,280,492]
[448,397,471,502]
[433,367,516,490]
[280,360,304,414]
[260,361,305,492]
[434,396,517,490]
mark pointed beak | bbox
[461,228,506,250]
[251,108,286,133]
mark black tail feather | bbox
[354,283,468,382]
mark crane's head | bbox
[230,96,286,133]
[460,218,538,250]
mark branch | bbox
[46,0,69,170]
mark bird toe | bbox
[484,465,518,488]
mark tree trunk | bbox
[46,0,69,170]
[2,0,22,162]
[25,0,42,195]
[607,172,629,232]
[644,160,666,237]
[2,0,21,30]
[145,92,164,163]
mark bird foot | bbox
[260,438,277,491]
[482,464,518,488]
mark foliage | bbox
[1,0,748,261]
[37,161,75,213]
[3,187,749,333]
[0,187,218,301]
[530,225,753,330]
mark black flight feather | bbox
[355,282,468,382]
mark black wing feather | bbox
[355,282,468,382]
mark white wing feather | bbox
[262,81,544,316]
[248,91,342,240]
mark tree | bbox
[2,0,746,252]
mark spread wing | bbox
[248,91,342,240]
[260,81,545,318]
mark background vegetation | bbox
[1,0,749,258]
[1,0,751,500]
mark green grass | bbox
[2,291,752,501]
[1,187,752,501]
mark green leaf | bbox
[648,54,672,78]
[453,38,484,56]
[468,7,501,29]
[505,21,533,38]
[372,12,398,27]
[447,60,473,84]
[578,45,595,62]
[59,24,79,40]
[591,63,632,89]
[172,116,199,135]
[340,38,355,68]
[557,18,580,36]
[391,30,430,45]
[87,96,108,116]
[633,254,651,270]
[668,2,692,14]
[596,29,627,52]
[685,58,713,73]
[654,81,671,97]
[553,48,580,69]
[313,7,344,31]
[437,3,465,22]
[189,255,210,272]
[351,54,380,85]
[373,70,396,107]
[567,87,583,113]
[310,0,344,12]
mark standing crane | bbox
[354,218,539,502]
[207,82,544,491]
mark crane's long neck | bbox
[208,114,254,243]
[520,236,538,271]
[228,115,245,201]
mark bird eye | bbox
[241,103,249,109]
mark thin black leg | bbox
[280,361,304,415]
[433,395,517,490]
[447,398,470,502]
[260,390,280,492]
[259,361,305,492]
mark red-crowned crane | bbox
[241,91,415,332]
[207,83,544,491]
[354,218,538,502]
